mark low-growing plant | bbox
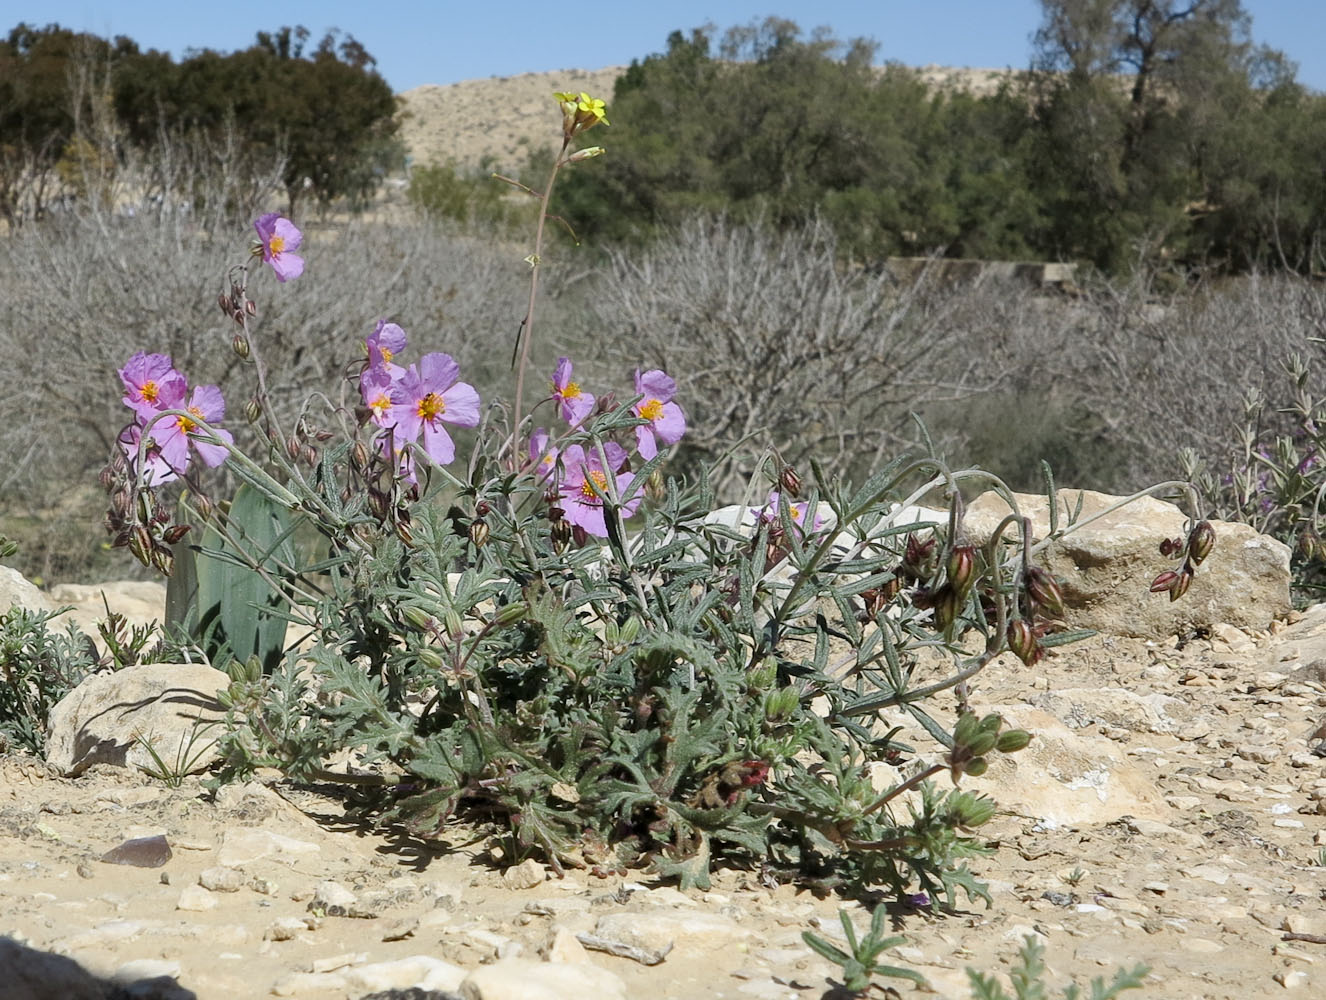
[96,88,1207,908]
[1182,348,1326,603]
[0,604,99,754]
[967,935,1148,1000]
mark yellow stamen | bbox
[369,393,391,417]
[380,347,393,363]
[417,392,445,421]
[639,398,663,422]
[268,235,285,255]
[580,469,608,501]
[141,380,159,403]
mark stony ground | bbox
[3,597,1325,999]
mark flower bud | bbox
[1025,566,1065,619]
[619,615,641,644]
[403,606,435,631]
[995,729,1032,754]
[571,523,588,548]
[416,647,444,670]
[218,293,232,316]
[595,391,617,415]
[550,518,571,552]
[1006,618,1040,666]
[932,585,959,631]
[286,436,302,462]
[469,518,490,548]
[476,499,491,517]
[647,468,666,503]
[495,602,527,626]
[443,609,464,638]
[194,493,214,520]
[779,465,802,498]
[1149,570,1179,593]
[567,145,605,162]
[1169,567,1193,601]
[163,524,190,545]
[394,517,414,546]
[946,545,977,596]
[302,445,318,467]
[232,334,250,360]
[98,464,115,490]
[1187,520,1215,566]
[245,398,261,424]
[150,545,173,576]
[764,685,799,723]
[245,299,257,317]
[963,757,988,778]
[129,525,152,566]
[1159,536,1183,557]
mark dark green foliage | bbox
[0,605,98,754]
[408,161,533,232]
[0,21,400,219]
[535,10,1324,275]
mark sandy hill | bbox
[396,64,1022,173]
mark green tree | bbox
[1028,0,1309,273]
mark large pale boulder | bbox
[964,489,1289,638]
[1,564,55,614]
[48,580,166,638]
[45,662,230,777]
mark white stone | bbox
[460,958,627,1000]
[591,911,756,953]
[44,662,229,777]
[217,828,320,867]
[175,885,217,912]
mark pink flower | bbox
[117,422,178,487]
[154,383,234,473]
[754,491,826,537]
[556,442,641,537]
[550,357,594,426]
[366,319,407,375]
[253,213,304,282]
[388,353,481,466]
[529,427,559,483]
[360,366,398,428]
[632,368,685,460]
[119,351,185,420]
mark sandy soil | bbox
[3,608,1325,999]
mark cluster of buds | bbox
[1003,565,1066,666]
[554,90,609,143]
[99,455,192,575]
[217,280,257,349]
[947,712,1032,783]
[1151,519,1215,602]
[906,536,980,633]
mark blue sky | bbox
[3,1,1323,92]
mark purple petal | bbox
[253,213,279,241]
[635,424,658,461]
[553,356,573,388]
[441,381,481,427]
[600,441,629,472]
[564,496,608,537]
[563,393,595,426]
[417,352,460,391]
[272,216,302,251]
[652,402,686,445]
[192,425,233,467]
[270,251,304,283]
[388,402,423,443]
[188,384,226,422]
[634,368,676,402]
[421,422,456,465]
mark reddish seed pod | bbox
[286,436,301,461]
[245,299,257,316]
[571,524,588,548]
[1006,619,1041,666]
[1025,567,1065,618]
[1187,520,1215,566]
[1169,568,1193,601]
[302,445,318,467]
[947,545,977,595]
[1149,570,1180,593]
[163,523,191,545]
[779,465,802,498]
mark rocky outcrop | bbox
[963,489,1291,639]
[44,662,230,777]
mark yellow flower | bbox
[575,92,609,128]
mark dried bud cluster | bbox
[1151,519,1215,602]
